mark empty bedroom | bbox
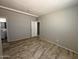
[0,0,78,59]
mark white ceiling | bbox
[0,0,77,16]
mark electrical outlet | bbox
[56,40,60,42]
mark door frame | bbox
[0,17,9,42]
[0,22,3,59]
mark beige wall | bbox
[38,5,78,52]
[0,8,36,42]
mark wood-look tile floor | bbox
[3,38,78,59]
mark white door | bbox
[31,21,37,37]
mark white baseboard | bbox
[8,37,30,43]
[40,37,78,54]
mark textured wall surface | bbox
[0,8,36,42]
[38,5,78,52]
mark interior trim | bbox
[0,5,38,17]
[40,37,78,54]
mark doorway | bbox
[31,21,40,37]
[31,21,37,37]
[0,18,8,44]
[37,22,40,36]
